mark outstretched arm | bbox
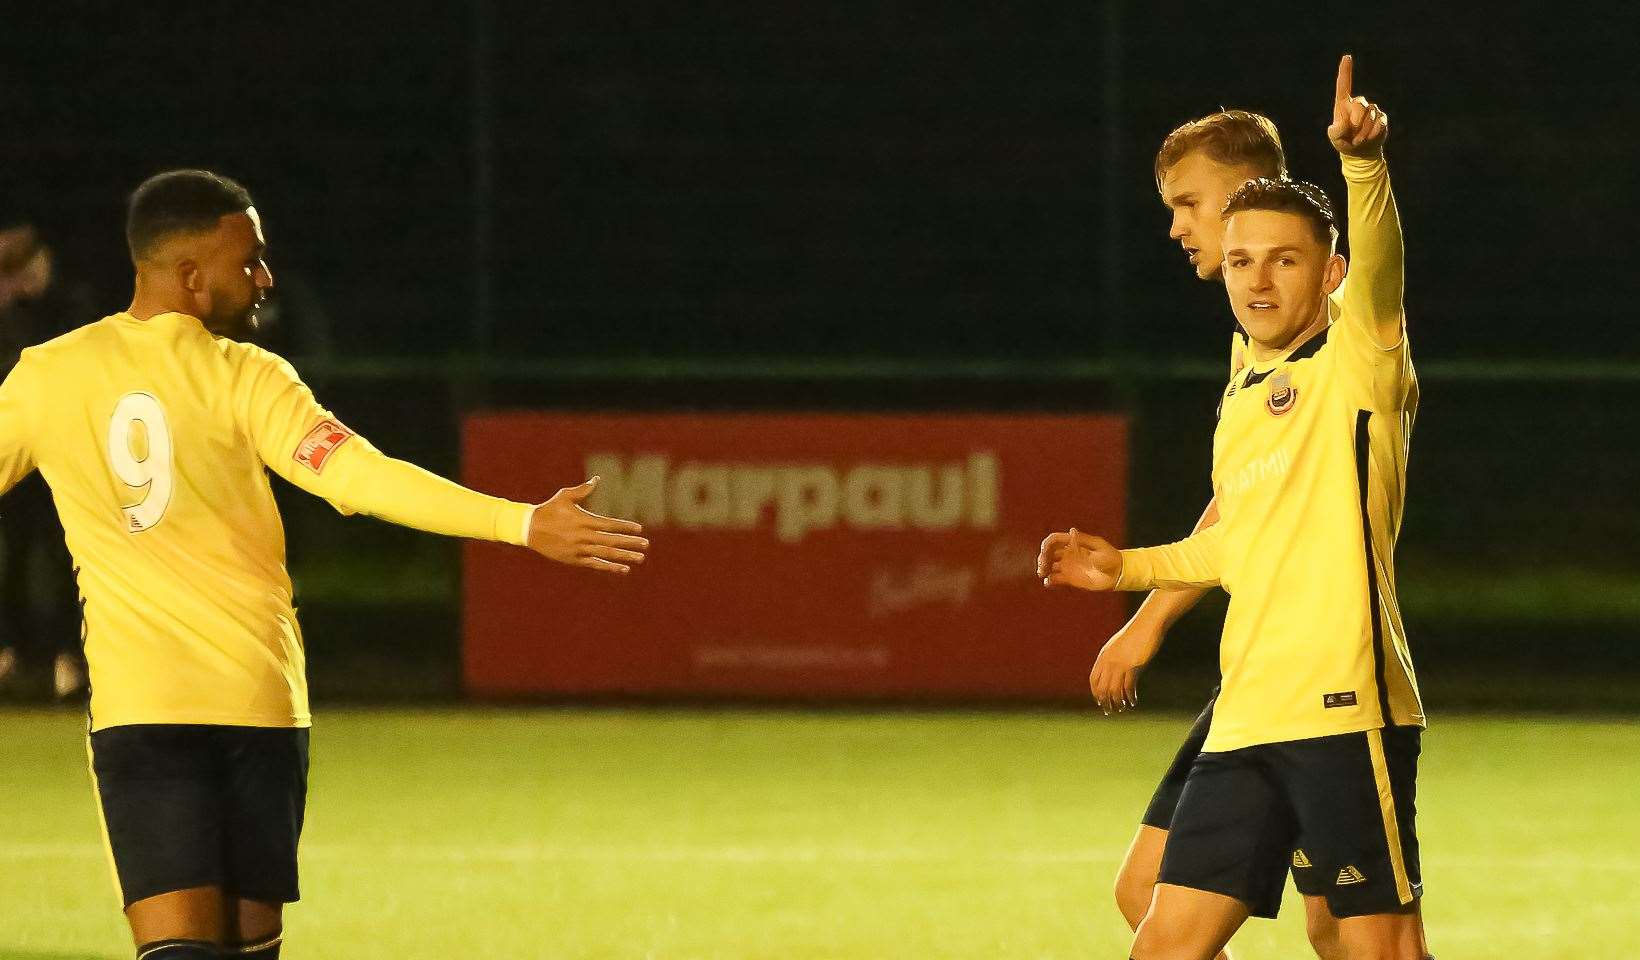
[1329,54,1405,348]
[241,350,648,573]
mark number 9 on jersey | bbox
[108,392,174,532]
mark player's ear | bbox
[1321,253,1346,295]
[177,258,203,292]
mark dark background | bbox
[3,2,1635,706]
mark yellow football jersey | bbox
[1120,155,1421,751]
[0,311,533,731]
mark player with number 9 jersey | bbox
[0,170,651,960]
[0,306,539,732]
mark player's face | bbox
[1158,152,1263,281]
[1221,209,1344,350]
[197,208,274,332]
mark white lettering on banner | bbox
[869,562,976,617]
[671,464,732,528]
[584,453,1001,543]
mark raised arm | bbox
[1329,54,1405,348]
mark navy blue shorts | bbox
[1158,726,1422,919]
[1141,691,1216,830]
[89,724,309,907]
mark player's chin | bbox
[1235,314,1284,344]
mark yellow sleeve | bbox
[1114,523,1225,591]
[0,354,39,496]
[1333,153,1413,411]
[1340,154,1404,338]
[234,347,534,545]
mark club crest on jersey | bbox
[1266,370,1298,417]
[294,418,355,474]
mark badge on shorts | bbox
[1266,369,1298,416]
[294,418,355,474]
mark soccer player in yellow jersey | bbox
[0,170,651,960]
[1106,110,1321,960]
[1042,58,1427,959]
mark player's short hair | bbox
[1154,110,1286,189]
[1220,177,1338,246]
[126,169,254,262]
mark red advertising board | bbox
[462,413,1128,701]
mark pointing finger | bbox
[1334,54,1353,104]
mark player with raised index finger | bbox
[1041,56,1429,959]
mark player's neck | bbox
[1247,300,1329,364]
[126,275,195,323]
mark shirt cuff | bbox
[1340,153,1388,181]
[515,503,537,547]
[1114,549,1153,592]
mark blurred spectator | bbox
[0,216,87,698]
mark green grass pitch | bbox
[1,707,1636,958]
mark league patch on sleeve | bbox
[294,418,355,474]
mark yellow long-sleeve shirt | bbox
[1118,154,1422,751]
[0,311,533,731]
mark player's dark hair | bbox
[1220,177,1337,246]
[125,169,254,262]
[1154,110,1287,189]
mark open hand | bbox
[1088,620,1164,715]
[527,476,649,574]
[1328,54,1389,158]
[1037,527,1122,592]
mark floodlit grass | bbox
[2,708,1636,959]
[1396,561,1640,623]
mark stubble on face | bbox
[202,209,269,334]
